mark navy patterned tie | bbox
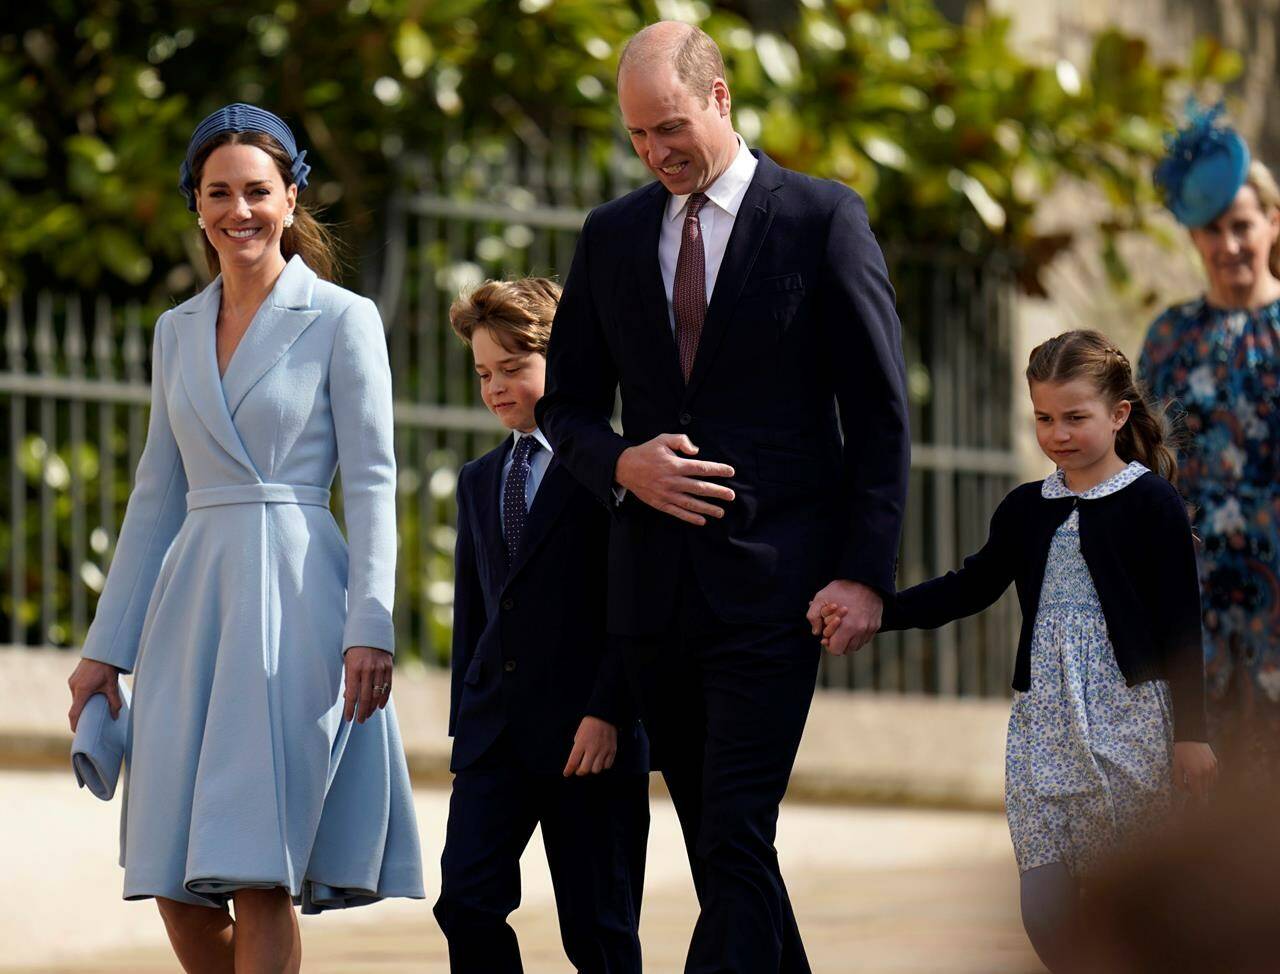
[674,192,708,382]
[503,435,540,566]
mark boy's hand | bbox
[1173,741,1218,802]
[563,716,618,777]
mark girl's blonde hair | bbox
[1026,329,1178,484]
[1244,159,1280,279]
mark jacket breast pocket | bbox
[741,273,805,331]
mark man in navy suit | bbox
[535,22,910,973]
[435,278,649,974]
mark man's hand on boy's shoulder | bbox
[563,715,618,777]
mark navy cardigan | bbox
[881,471,1207,741]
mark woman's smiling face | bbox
[195,143,296,272]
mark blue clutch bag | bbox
[70,679,131,801]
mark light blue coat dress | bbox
[80,255,424,912]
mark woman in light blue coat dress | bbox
[66,104,423,973]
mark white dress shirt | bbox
[659,134,759,334]
[498,427,554,522]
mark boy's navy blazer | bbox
[448,436,647,775]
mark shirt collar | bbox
[510,427,553,457]
[1040,461,1148,500]
[666,134,758,222]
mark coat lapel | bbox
[631,185,685,392]
[477,441,510,596]
[685,151,783,401]
[504,457,575,588]
[173,280,259,477]
[221,255,322,417]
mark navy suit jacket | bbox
[448,438,647,775]
[536,151,911,636]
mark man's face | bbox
[619,62,735,196]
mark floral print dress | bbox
[1140,298,1280,777]
[1005,462,1174,876]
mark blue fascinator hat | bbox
[1154,100,1251,228]
[178,103,312,212]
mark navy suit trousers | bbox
[626,566,820,974]
[434,731,650,974]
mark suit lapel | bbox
[685,152,783,401]
[476,441,510,596]
[221,256,322,417]
[504,457,575,588]
[173,280,259,477]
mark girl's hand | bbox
[818,602,848,648]
[343,646,394,723]
[67,658,124,732]
[1173,741,1218,801]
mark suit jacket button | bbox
[503,660,517,672]
[679,412,692,426]
[501,598,514,610]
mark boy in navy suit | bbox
[434,278,649,974]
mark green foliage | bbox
[0,0,1241,300]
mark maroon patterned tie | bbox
[674,192,709,382]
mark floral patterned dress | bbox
[1140,298,1280,778]
[1005,462,1174,876]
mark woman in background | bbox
[1141,102,1280,785]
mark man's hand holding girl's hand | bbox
[808,580,882,655]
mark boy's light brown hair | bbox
[448,277,561,355]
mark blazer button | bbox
[503,660,517,673]
[679,412,692,426]
[501,598,514,610]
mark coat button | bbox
[679,412,692,426]
[503,660,517,673]
[501,598,514,610]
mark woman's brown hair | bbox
[1025,329,1178,483]
[189,130,339,281]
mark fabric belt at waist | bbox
[186,484,331,511]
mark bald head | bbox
[617,21,727,100]
[616,21,738,196]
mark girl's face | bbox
[1030,378,1131,474]
[195,143,296,273]
[1190,184,1280,300]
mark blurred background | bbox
[0,0,1271,970]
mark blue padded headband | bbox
[178,103,311,212]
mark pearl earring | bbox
[197,216,206,229]
[283,213,295,229]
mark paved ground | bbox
[4,769,1038,973]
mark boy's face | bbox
[471,327,546,434]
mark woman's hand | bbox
[343,646,394,723]
[1173,741,1219,801]
[67,659,124,732]
[563,716,618,777]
